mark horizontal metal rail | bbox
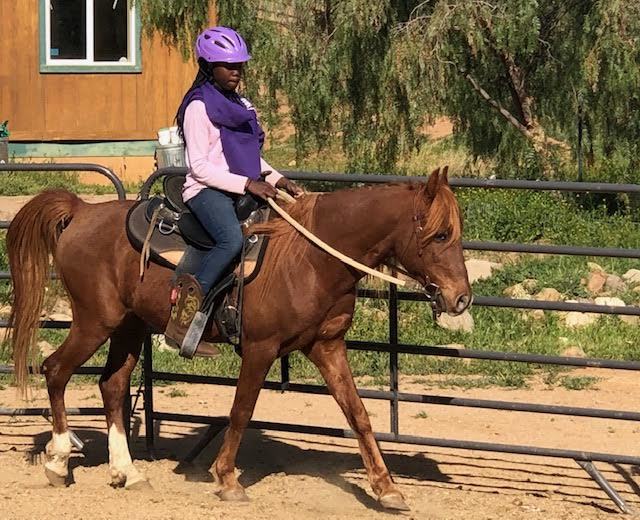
[0,365,102,375]
[358,289,640,316]
[345,340,640,370]
[0,163,126,200]
[152,412,640,466]
[0,407,104,416]
[150,371,640,421]
[283,171,640,194]
[463,240,640,258]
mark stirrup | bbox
[179,273,237,359]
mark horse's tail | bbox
[6,189,81,394]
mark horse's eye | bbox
[435,232,448,242]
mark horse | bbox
[6,166,471,511]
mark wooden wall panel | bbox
[1,0,208,141]
[7,0,46,140]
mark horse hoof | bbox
[379,492,410,511]
[125,478,153,491]
[44,467,68,488]
[218,487,250,502]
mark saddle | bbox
[126,172,270,351]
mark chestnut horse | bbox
[7,167,470,510]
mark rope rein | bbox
[267,190,407,287]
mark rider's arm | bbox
[260,158,283,187]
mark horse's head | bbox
[394,167,472,316]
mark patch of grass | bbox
[414,411,429,419]
[168,387,188,398]
[0,170,118,196]
[559,376,599,391]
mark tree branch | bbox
[462,71,530,136]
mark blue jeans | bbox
[186,188,244,294]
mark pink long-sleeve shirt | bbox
[182,99,283,202]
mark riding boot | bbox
[164,274,220,358]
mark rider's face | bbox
[212,62,243,91]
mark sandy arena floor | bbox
[1,368,639,520]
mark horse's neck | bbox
[314,185,409,270]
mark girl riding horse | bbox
[166,27,303,352]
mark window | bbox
[40,0,141,73]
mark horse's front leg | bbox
[306,338,409,511]
[213,343,277,501]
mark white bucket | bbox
[157,127,171,146]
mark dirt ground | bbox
[1,367,639,520]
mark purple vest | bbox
[177,83,264,181]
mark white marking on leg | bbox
[45,431,72,477]
[108,424,145,487]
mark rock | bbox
[622,269,640,285]
[534,288,562,302]
[37,340,56,358]
[464,259,502,284]
[586,271,607,294]
[564,312,598,328]
[587,261,604,272]
[503,283,532,300]
[157,337,176,353]
[521,279,538,293]
[50,299,72,317]
[594,297,626,307]
[621,315,640,325]
[437,311,474,333]
[604,275,626,293]
[561,346,586,358]
[530,309,545,321]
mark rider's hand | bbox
[276,177,305,198]
[246,179,277,200]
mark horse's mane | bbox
[249,194,320,301]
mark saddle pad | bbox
[126,199,268,280]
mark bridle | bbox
[390,190,443,319]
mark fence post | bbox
[143,335,155,455]
[389,283,399,437]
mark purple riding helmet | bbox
[195,27,251,63]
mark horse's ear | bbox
[425,167,441,199]
[440,165,449,185]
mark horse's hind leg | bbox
[42,317,113,486]
[306,338,409,511]
[213,344,277,501]
[99,314,149,490]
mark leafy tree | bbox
[138,1,640,179]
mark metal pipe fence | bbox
[141,168,640,513]
[2,165,639,511]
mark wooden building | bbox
[0,0,211,184]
